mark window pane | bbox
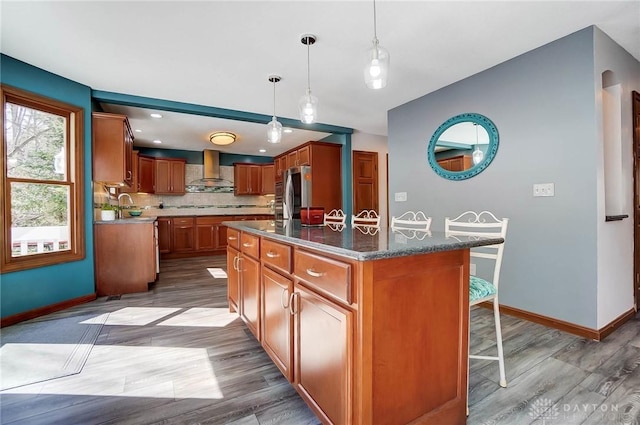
[5,102,67,181]
[10,182,70,257]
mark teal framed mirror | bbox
[427,113,499,180]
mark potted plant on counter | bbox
[100,203,118,221]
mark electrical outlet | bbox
[394,192,407,202]
[470,263,476,276]
[533,183,555,197]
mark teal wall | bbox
[1,54,96,319]
[136,148,273,165]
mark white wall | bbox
[594,27,640,328]
[351,131,389,226]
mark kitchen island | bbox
[224,220,504,425]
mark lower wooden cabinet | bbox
[239,253,261,340]
[227,246,240,313]
[261,266,293,381]
[172,217,195,252]
[196,216,228,251]
[157,217,172,254]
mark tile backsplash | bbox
[94,165,273,220]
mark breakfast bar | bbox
[224,220,504,425]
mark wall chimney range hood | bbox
[187,149,233,186]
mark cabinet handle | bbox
[242,242,253,247]
[266,251,278,258]
[281,288,289,309]
[237,257,243,272]
[127,170,132,179]
[228,236,237,241]
[289,292,298,315]
[233,256,239,271]
[306,268,324,278]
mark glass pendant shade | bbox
[364,40,389,89]
[472,146,484,165]
[298,89,318,124]
[267,116,282,144]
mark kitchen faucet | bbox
[117,193,134,219]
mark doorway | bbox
[352,151,379,216]
[633,91,640,311]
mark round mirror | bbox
[427,113,499,180]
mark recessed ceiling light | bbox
[283,128,293,133]
[135,129,142,133]
[259,149,266,153]
[150,113,162,118]
[153,140,162,144]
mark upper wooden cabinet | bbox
[120,152,155,194]
[234,163,262,195]
[274,156,287,182]
[261,164,275,195]
[92,112,134,186]
[437,154,472,172]
[286,145,310,168]
[155,158,186,195]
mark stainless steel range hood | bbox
[187,149,233,186]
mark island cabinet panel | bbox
[261,266,294,381]
[294,249,352,305]
[261,238,292,274]
[294,282,353,425]
[227,246,240,313]
[239,254,261,340]
[227,228,240,250]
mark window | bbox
[1,85,85,273]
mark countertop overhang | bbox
[224,219,504,261]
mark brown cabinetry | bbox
[94,222,156,296]
[172,217,195,252]
[234,163,262,195]
[274,156,287,182]
[155,158,186,195]
[92,112,134,187]
[261,164,275,195]
[157,217,172,254]
[273,141,342,213]
[437,154,472,172]
[227,235,240,313]
[227,229,469,425]
[196,216,228,251]
[120,152,155,194]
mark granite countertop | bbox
[144,207,273,217]
[223,220,505,261]
[95,216,158,225]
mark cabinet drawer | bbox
[227,228,240,250]
[294,250,352,304]
[241,232,260,259]
[196,216,226,225]
[261,239,292,273]
[172,217,194,226]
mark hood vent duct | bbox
[187,149,233,187]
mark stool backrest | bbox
[390,211,432,231]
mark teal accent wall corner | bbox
[0,54,95,319]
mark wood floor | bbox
[1,256,639,425]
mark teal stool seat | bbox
[469,276,497,302]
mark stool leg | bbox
[493,297,507,387]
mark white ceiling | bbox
[2,1,639,157]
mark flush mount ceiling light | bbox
[209,131,236,146]
[267,75,283,144]
[299,34,318,124]
[364,0,389,89]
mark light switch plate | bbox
[395,192,407,202]
[533,183,555,197]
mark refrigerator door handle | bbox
[284,173,293,219]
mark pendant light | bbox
[299,34,318,124]
[472,123,484,165]
[267,75,282,144]
[364,0,389,89]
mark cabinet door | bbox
[124,122,134,187]
[157,217,172,254]
[196,223,215,251]
[119,150,139,193]
[297,145,311,166]
[227,246,240,313]
[287,151,298,168]
[249,165,261,194]
[261,164,275,195]
[138,156,155,193]
[155,159,171,193]
[240,254,261,340]
[172,218,195,252]
[170,160,185,194]
[92,112,133,186]
[234,165,250,195]
[275,156,286,182]
[216,224,228,250]
[294,283,353,425]
[262,266,293,381]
